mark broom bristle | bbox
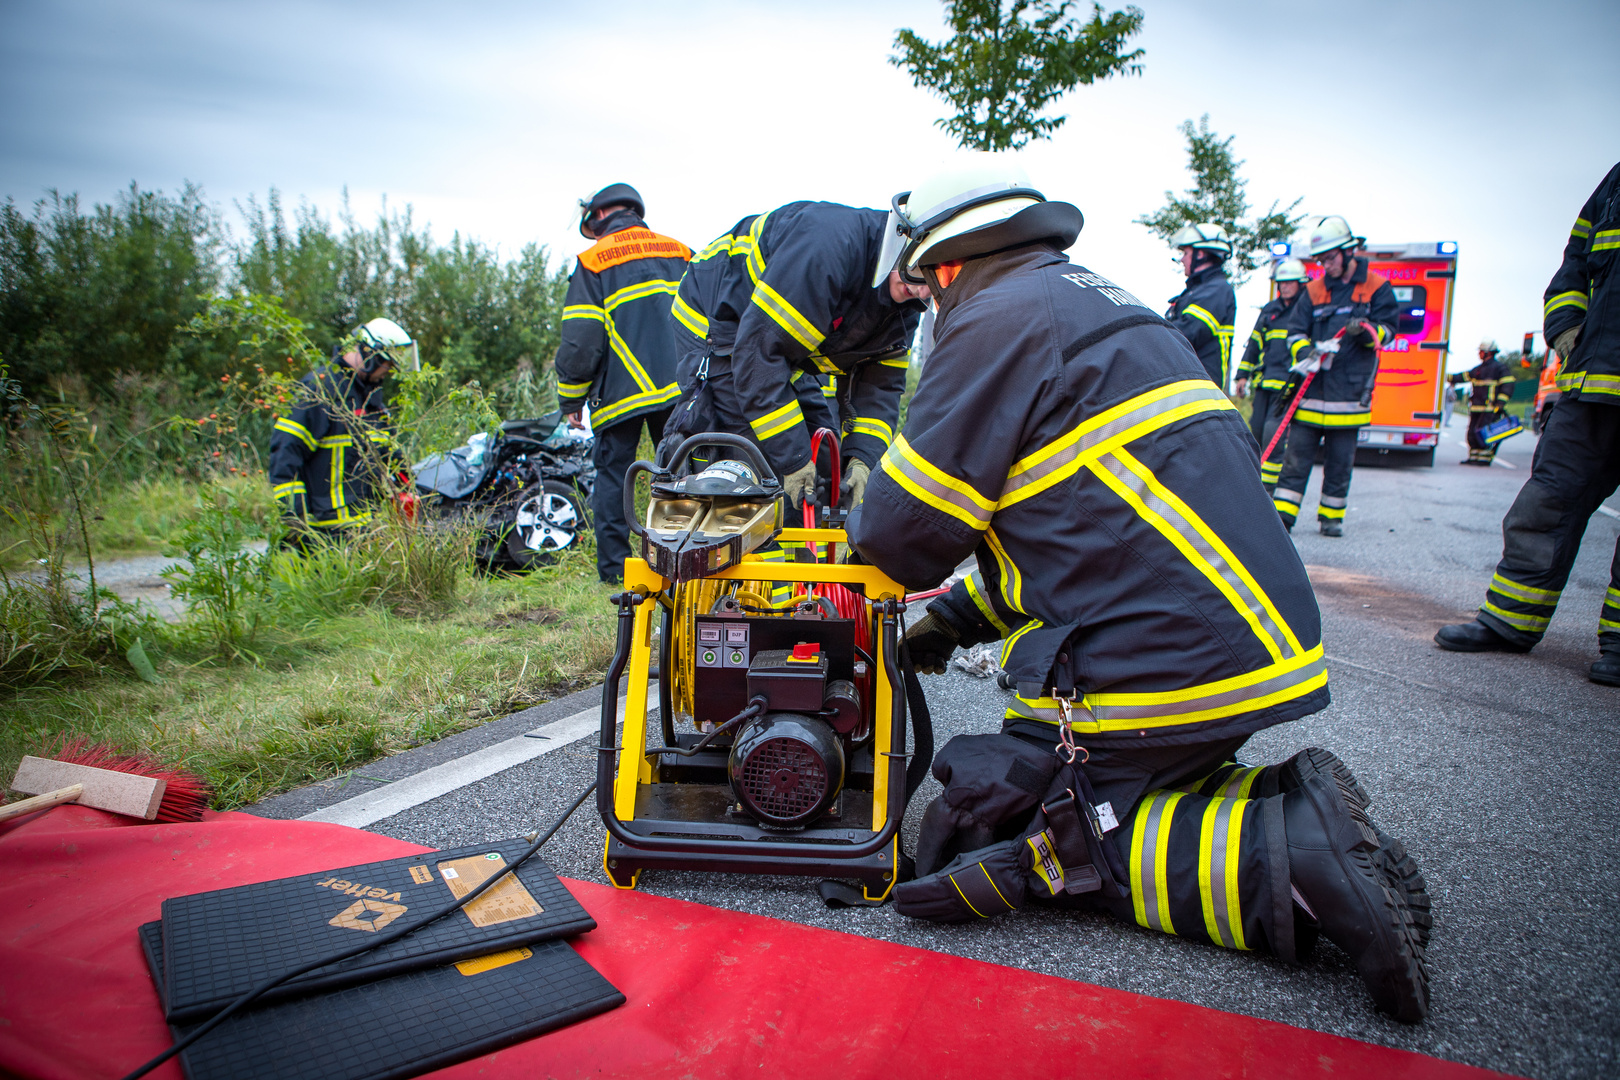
[45,736,212,822]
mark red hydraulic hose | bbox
[1262,370,1315,461]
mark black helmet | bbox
[579,183,645,237]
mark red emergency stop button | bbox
[790,642,820,662]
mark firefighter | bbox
[1236,258,1311,488]
[556,183,692,583]
[846,158,1430,1022]
[270,317,416,548]
[1165,223,1237,388]
[1448,339,1515,465]
[667,201,929,511]
[1435,161,1620,688]
[1272,216,1398,537]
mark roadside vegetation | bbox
[0,181,616,810]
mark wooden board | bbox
[11,757,165,820]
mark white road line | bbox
[1491,457,1517,469]
[1599,504,1620,521]
[302,685,657,829]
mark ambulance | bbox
[1268,239,1458,467]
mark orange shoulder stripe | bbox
[577,228,693,273]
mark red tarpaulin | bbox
[0,806,1511,1080]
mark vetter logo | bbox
[329,898,408,932]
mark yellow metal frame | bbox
[605,528,909,897]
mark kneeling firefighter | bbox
[845,158,1432,1022]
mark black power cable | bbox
[120,780,601,1080]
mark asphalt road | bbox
[253,425,1620,1080]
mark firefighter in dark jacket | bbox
[555,183,692,583]
[1236,259,1310,488]
[667,201,928,509]
[1165,223,1237,388]
[1273,216,1398,536]
[1436,160,1620,687]
[1449,339,1516,465]
[270,317,416,546]
[846,159,1430,1022]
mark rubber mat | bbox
[140,921,622,1080]
[160,838,595,1023]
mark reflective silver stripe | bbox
[1088,650,1326,725]
[1132,793,1176,933]
[1298,399,1368,413]
[1095,452,1296,658]
[1000,382,1232,505]
[880,437,997,529]
[1273,487,1304,507]
[1206,797,1241,948]
[1319,494,1347,509]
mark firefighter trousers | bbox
[591,408,669,583]
[1464,411,1500,464]
[1274,425,1358,528]
[1001,722,1301,957]
[1475,398,1620,650]
[1249,388,1287,490]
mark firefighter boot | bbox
[1284,748,1429,1023]
[1434,619,1532,653]
[1591,648,1620,687]
[1277,748,1432,950]
[1320,520,1343,538]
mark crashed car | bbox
[412,411,595,572]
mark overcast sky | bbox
[3,0,1616,375]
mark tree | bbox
[892,1,1145,151]
[1134,115,1305,284]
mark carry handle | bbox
[622,432,780,542]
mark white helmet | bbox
[353,317,419,374]
[1271,258,1308,283]
[1478,338,1499,355]
[1171,222,1233,260]
[875,154,1084,287]
[1306,215,1362,257]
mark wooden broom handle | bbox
[0,784,83,823]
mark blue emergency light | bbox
[1270,242,1291,257]
[1437,241,1458,256]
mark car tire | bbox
[502,480,589,570]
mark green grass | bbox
[0,468,620,810]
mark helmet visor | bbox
[872,201,910,289]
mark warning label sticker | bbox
[408,864,433,884]
[454,946,533,976]
[435,853,544,928]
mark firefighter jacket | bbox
[1545,160,1620,405]
[1165,264,1236,388]
[1237,291,1308,393]
[1281,257,1397,428]
[847,244,1328,749]
[1449,357,1515,413]
[269,367,395,528]
[670,202,924,474]
[555,210,691,430]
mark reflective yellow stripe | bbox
[672,293,709,337]
[1130,791,1183,934]
[274,417,317,451]
[1317,505,1345,520]
[1599,618,1620,633]
[1580,373,1620,399]
[558,380,593,397]
[1198,796,1249,950]
[750,280,825,352]
[318,435,353,448]
[272,481,305,498]
[948,872,988,919]
[983,528,1024,618]
[1592,229,1620,252]
[879,356,910,368]
[1571,216,1592,240]
[879,434,998,530]
[1264,329,1289,340]
[821,383,837,398]
[1184,304,1220,336]
[1294,406,1371,427]
[1482,602,1550,631]
[1490,573,1560,604]
[750,399,804,441]
[1544,290,1589,318]
[744,212,769,283]
[604,279,680,311]
[964,570,1012,638]
[1556,369,1587,392]
[308,510,372,528]
[850,417,894,446]
[1289,337,1311,359]
[1000,381,1236,508]
[329,440,346,510]
[1090,448,1302,660]
[562,304,605,322]
[1216,767,1262,800]
[692,234,731,263]
[1605,586,1620,607]
[1007,646,1328,731]
[592,382,682,425]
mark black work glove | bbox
[893,840,1026,923]
[904,611,960,675]
[1346,319,1377,345]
